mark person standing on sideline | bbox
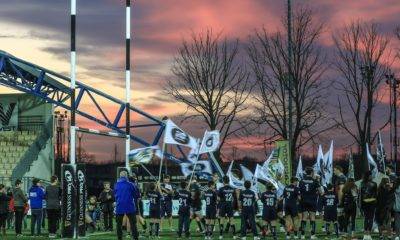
[45,175,61,238]
[0,184,11,238]
[99,181,114,231]
[12,179,27,237]
[360,171,377,240]
[376,177,395,239]
[114,170,139,240]
[29,178,45,237]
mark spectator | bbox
[0,184,11,238]
[12,179,27,237]
[45,175,61,238]
[376,177,395,239]
[87,195,99,231]
[6,187,14,230]
[28,178,45,236]
[393,177,400,239]
[114,170,139,240]
[99,181,114,231]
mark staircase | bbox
[10,118,53,184]
[0,131,38,186]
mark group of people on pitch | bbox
[140,166,400,240]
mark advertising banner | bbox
[76,164,86,237]
[61,164,76,238]
[276,140,291,185]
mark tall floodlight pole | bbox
[70,0,77,166]
[287,0,293,165]
[125,0,131,171]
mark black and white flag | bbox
[199,130,220,154]
[163,119,197,149]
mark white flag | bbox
[313,145,324,176]
[163,119,197,149]
[240,165,258,193]
[348,152,355,179]
[366,144,378,179]
[296,156,303,179]
[227,161,244,189]
[321,141,334,186]
[187,139,201,163]
[128,145,162,165]
[240,164,254,181]
[376,131,386,173]
[180,160,212,177]
[254,164,279,190]
[199,130,220,154]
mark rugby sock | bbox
[231,224,236,235]
[325,223,330,235]
[256,222,263,231]
[211,225,215,237]
[225,223,230,232]
[280,218,285,227]
[149,223,154,236]
[300,221,306,235]
[334,222,339,237]
[220,224,224,236]
[197,220,203,232]
[310,221,316,235]
[155,223,160,236]
[143,221,147,230]
[271,226,277,239]
[201,218,206,228]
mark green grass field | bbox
[3,217,382,239]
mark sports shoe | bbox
[280,227,285,232]
[394,237,399,240]
[310,235,317,239]
[254,237,260,240]
[219,236,223,240]
[301,235,305,239]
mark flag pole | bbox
[158,143,166,182]
[188,139,202,188]
[125,0,131,172]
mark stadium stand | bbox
[0,131,39,186]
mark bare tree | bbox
[247,8,330,161]
[333,21,390,172]
[165,30,251,160]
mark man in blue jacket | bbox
[114,170,139,240]
[28,178,45,236]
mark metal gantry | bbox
[0,50,164,148]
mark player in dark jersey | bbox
[189,176,205,233]
[146,182,162,237]
[160,175,174,231]
[322,184,339,238]
[204,180,218,239]
[299,167,321,239]
[283,177,300,239]
[218,176,237,239]
[260,184,278,240]
[239,180,259,240]
[175,181,192,238]
[333,166,346,233]
[360,171,377,240]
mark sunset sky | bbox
[0,0,399,163]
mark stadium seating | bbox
[0,131,38,186]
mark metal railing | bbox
[0,176,50,193]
